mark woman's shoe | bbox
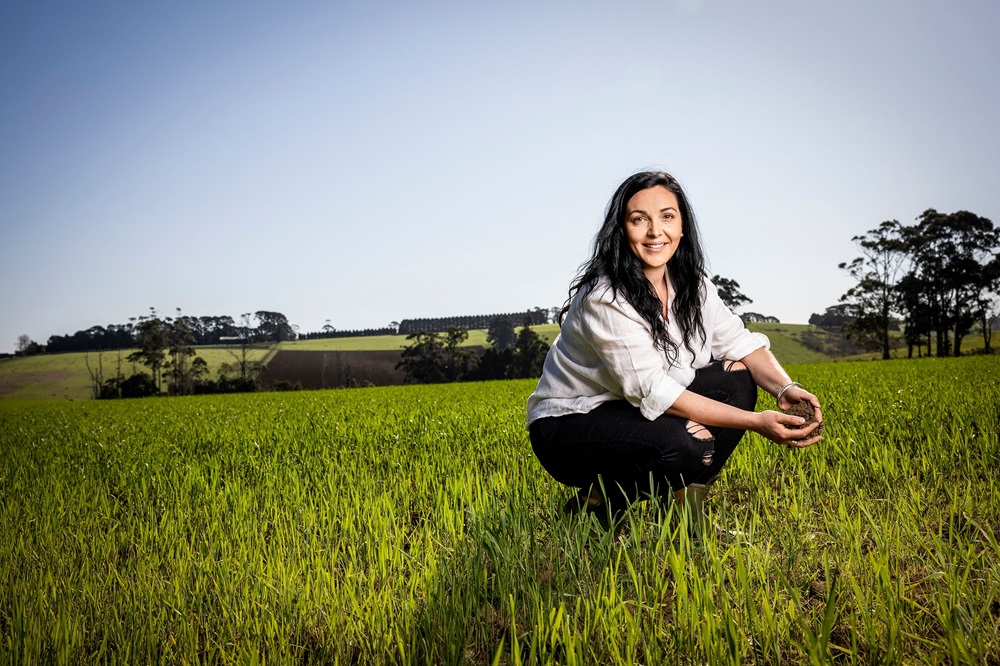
[672,483,748,543]
[672,483,710,539]
[563,485,622,535]
[563,485,606,514]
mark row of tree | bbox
[87,309,267,399]
[299,326,398,340]
[17,308,562,356]
[27,310,295,356]
[395,317,549,383]
[397,309,551,335]
[391,280,769,386]
[835,209,999,358]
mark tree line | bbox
[396,316,549,384]
[391,279,765,386]
[397,309,551,335]
[299,327,397,340]
[828,209,999,358]
[14,308,561,357]
[84,308,270,399]
[392,278,764,386]
[20,310,295,356]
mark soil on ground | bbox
[261,350,407,390]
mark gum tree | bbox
[838,220,908,359]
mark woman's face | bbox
[625,185,683,279]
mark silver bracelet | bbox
[775,381,803,406]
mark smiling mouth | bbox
[644,243,666,250]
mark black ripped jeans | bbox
[529,361,759,514]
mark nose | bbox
[647,220,663,237]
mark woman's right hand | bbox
[753,410,823,448]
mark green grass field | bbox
[0,347,272,401]
[1,356,998,663]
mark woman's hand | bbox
[753,410,823,448]
[738,349,825,443]
[778,385,823,425]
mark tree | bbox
[507,317,549,379]
[740,312,780,324]
[14,335,42,356]
[975,256,1000,353]
[896,273,934,357]
[710,275,752,312]
[163,309,201,395]
[396,327,479,384]
[127,309,169,392]
[838,220,908,359]
[808,305,853,330]
[85,351,107,399]
[476,346,514,380]
[442,327,479,381]
[255,311,294,343]
[199,315,237,343]
[904,210,999,356]
[123,308,211,395]
[117,373,158,399]
[396,331,447,383]
[487,316,516,351]
[226,312,264,391]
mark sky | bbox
[2,1,998,353]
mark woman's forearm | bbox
[666,389,761,431]
[665,368,818,446]
[738,346,824,432]
[738,347,793,398]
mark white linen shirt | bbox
[527,275,769,425]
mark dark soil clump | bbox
[783,401,826,436]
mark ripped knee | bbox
[724,360,748,372]
[685,420,713,441]
[686,420,715,466]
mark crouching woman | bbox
[526,171,823,530]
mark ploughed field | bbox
[262,349,409,389]
[1,356,998,663]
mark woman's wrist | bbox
[748,410,763,434]
[775,381,802,405]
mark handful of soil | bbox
[782,401,825,436]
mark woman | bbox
[527,171,823,530]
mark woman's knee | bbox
[656,420,716,481]
[723,360,759,410]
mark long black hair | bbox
[561,170,708,365]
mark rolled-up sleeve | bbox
[580,293,686,419]
[704,278,770,361]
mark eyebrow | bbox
[629,206,679,216]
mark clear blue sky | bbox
[2,1,998,353]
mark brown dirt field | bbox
[0,371,75,397]
[260,350,407,390]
